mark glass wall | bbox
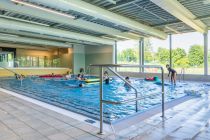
[172,32,204,75]
[144,37,169,73]
[116,32,205,75]
[16,56,60,67]
[117,40,139,72]
[0,52,14,67]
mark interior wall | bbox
[16,48,73,69]
[0,68,71,77]
[16,48,53,58]
[85,45,113,74]
[60,48,73,68]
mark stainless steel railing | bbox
[89,64,165,134]
[179,68,185,82]
[0,65,23,86]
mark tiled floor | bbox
[0,90,210,140]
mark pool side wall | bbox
[118,72,210,82]
[0,68,71,77]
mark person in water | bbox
[68,83,84,88]
[76,74,82,80]
[76,74,86,80]
[79,68,85,78]
[103,71,110,84]
[124,76,131,87]
[166,64,177,85]
[65,71,71,79]
[15,74,25,80]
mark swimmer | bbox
[79,83,84,87]
[65,71,71,79]
[103,71,110,84]
[166,64,177,85]
[76,74,82,80]
[76,74,86,80]
[124,76,131,87]
[15,74,25,80]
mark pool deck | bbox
[0,90,210,140]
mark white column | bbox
[204,33,208,75]
[139,38,144,72]
[169,34,172,67]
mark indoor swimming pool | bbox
[0,76,209,123]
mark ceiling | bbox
[0,0,209,48]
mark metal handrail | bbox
[107,67,138,94]
[0,65,18,75]
[0,65,23,86]
[179,68,185,82]
[89,64,165,134]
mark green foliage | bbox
[119,48,138,62]
[188,45,204,66]
[144,51,153,62]
[174,57,190,68]
[172,48,187,64]
[156,47,169,64]
[117,40,204,70]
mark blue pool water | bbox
[0,77,209,122]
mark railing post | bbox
[98,66,104,134]
[20,78,23,86]
[161,67,165,118]
[135,92,138,112]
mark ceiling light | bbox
[0,33,19,37]
[11,0,75,19]
[0,15,50,27]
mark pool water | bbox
[0,77,209,123]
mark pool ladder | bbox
[89,64,165,134]
[179,68,185,82]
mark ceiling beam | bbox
[0,34,71,48]
[0,29,102,46]
[0,18,115,45]
[151,0,207,33]
[106,0,116,4]
[0,0,140,40]
[0,42,52,51]
[106,0,137,10]
[17,0,167,39]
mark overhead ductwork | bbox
[0,18,115,45]
[0,34,71,48]
[0,0,141,40]
[19,0,167,39]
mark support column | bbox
[139,38,144,72]
[139,39,142,72]
[113,41,117,71]
[169,34,172,67]
[204,33,208,75]
[114,41,117,65]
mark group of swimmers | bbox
[15,73,25,80]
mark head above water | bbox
[125,76,130,80]
[104,71,108,75]
[79,83,84,87]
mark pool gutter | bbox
[111,95,194,132]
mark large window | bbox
[117,40,139,72]
[172,32,204,75]
[144,37,169,73]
